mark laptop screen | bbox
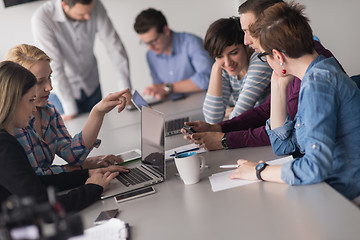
[141,106,165,177]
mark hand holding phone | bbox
[183,125,196,134]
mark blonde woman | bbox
[6,44,129,175]
[0,61,128,212]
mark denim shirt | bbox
[266,55,360,200]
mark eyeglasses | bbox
[257,51,270,63]
[257,49,286,63]
[141,34,162,46]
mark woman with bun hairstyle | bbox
[6,44,129,175]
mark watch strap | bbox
[164,83,173,94]
[256,163,268,181]
[221,133,228,150]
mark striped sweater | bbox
[203,52,272,124]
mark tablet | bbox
[131,90,149,111]
[116,149,141,162]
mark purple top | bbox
[218,40,344,149]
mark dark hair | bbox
[134,8,168,34]
[204,17,245,58]
[238,0,283,18]
[62,0,93,8]
[0,61,37,130]
[250,1,314,58]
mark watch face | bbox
[256,163,265,171]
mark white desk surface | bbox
[64,92,360,240]
[64,92,206,134]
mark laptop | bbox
[129,90,189,137]
[101,106,166,199]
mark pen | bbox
[170,147,200,157]
[219,164,239,169]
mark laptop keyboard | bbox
[165,117,189,137]
[116,167,153,187]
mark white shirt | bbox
[31,0,131,115]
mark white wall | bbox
[0,0,359,97]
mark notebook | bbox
[101,106,166,199]
[129,90,189,137]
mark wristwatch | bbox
[255,162,268,181]
[221,133,228,150]
[164,83,173,94]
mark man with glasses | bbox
[134,8,212,100]
[182,0,344,152]
[32,0,131,121]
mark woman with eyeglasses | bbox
[0,61,129,212]
[230,1,360,200]
[202,17,272,124]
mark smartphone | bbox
[94,209,119,225]
[116,149,141,162]
[183,125,196,134]
[131,90,149,111]
[114,187,156,203]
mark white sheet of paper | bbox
[209,171,260,192]
[68,218,127,240]
[209,156,293,192]
[165,143,207,160]
[266,155,294,166]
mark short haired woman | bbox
[230,2,360,200]
[202,17,272,124]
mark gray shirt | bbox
[31,0,131,115]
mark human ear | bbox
[163,25,171,36]
[272,49,285,64]
[61,1,69,11]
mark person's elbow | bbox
[271,139,297,156]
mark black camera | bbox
[0,194,83,240]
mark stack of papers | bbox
[68,218,128,240]
[209,156,294,192]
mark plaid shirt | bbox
[14,103,100,175]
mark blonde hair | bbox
[5,44,51,70]
[0,61,37,130]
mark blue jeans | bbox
[48,86,102,115]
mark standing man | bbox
[134,8,212,100]
[32,0,131,121]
